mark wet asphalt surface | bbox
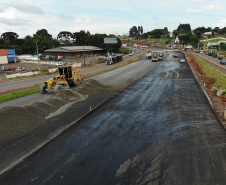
[2,51,226,184]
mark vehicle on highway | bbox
[152,54,158,62]
[40,65,84,94]
[180,59,186,63]
[208,52,213,56]
[220,59,226,65]
[212,54,217,58]
[146,53,152,59]
[218,55,224,60]
[106,52,123,65]
[172,55,179,58]
[158,54,163,61]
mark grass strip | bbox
[0,87,40,103]
[193,54,226,91]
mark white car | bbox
[15,67,25,71]
[55,62,64,66]
[180,59,186,63]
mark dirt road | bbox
[1,51,226,184]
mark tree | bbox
[36,29,52,39]
[189,35,199,48]
[212,27,221,34]
[23,35,35,54]
[129,26,138,37]
[73,30,90,46]
[1,32,19,41]
[57,31,73,42]
[140,26,143,35]
[221,27,226,34]
[148,29,166,38]
[177,23,191,34]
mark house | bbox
[202,32,212,38]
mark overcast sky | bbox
[0,0,225,38]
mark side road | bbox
[0,52,143,95]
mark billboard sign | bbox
[104,38,118,44]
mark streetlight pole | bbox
[36,41,40,73]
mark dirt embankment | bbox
[186,53,226,126]
[0,79,113,143]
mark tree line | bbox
[0,29,122,55]
[128,24,226,49]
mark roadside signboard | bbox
[104,38,118,44]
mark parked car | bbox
[0,66,7,70]
[55,62,64,66]
[15,67,25,71]
[5,67,16,71]
[220,59,226,65]
[205,52,209,55]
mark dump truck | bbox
[40,65,84,94]
[146,53,152,59]
[106,52,123,65]
[152,54,158,62]
[158,53,164,61]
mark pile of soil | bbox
[0,79,112,143]
[74,79,114,95]
[186,53,226,124]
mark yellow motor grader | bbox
[40,65,84,94]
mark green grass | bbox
[0,87,40,103]
[119,47,130,55]
[147,38,169,44]
[193,55,226,91]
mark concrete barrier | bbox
[6,71,39,79]
[21,60,82,67]
[0,73,7,80]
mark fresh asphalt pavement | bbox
[1,51,226,184]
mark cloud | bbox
[186,4,220,13]
[0,18,30,26]
[10,3,44,14]
[1,1,44,15]
[0,7,17,19]
[217,19,226,28]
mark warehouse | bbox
[43,46,103,58]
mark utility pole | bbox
[83,44,85,67]
[36,41,40,73]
